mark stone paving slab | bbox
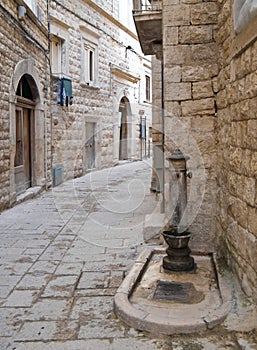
[78,318,126,339]
[14,321,59,341]
[3,290,39,307]
[24,299,72,321]
[7,339,112,350]
[41,275,79,298]
[0,161,256,350]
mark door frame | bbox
[85,121,96,171]
[9,59,45,205]
[14,98,35,195]
[118,96,132,161]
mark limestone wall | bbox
[216,0,257,302]
[151,56,163,192]
[162,0,219,251]
[0,0,51,211]
[158,0,257,301]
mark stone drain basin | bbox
[114,248,233,335]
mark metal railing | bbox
[133,0,162,13]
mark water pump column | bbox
[162,149,195,272]
[167,149,189,230]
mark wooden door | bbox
[14,107,33,195]
[119,109,128,160]
[85,122,96,170]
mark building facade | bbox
[0,0,152,211]
[0,0,51,211]
[133,0,257,303]
[49,0,152,183]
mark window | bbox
[82,43,98,85]
[50,18,70,76]
[16,75,34,100]
[23,0,36,13]
[145,75,151,102]
[50,36,64,75]
[80,25,100,86]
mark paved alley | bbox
[0,161,256,350]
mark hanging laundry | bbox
[57,77,62,105]
[63,78,73,106]
[57,77,73,106]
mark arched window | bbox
[16,75,34,100]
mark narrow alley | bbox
[0,161,256,349]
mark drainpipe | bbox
[46,0,53,188]
[161,58,165,213]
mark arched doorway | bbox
[119,97,130,160]
[14,74,38,195]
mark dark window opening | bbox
[89,50,94,81]
[146,75,151,101]
[16,75,34,100]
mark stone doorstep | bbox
[16,186,43,205]
[113,248,233,335]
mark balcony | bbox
[133,0,162,57]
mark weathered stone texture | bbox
[164,5,190,26]
[179,25,213,44]
[151,56,163,191]
[192,81,214,99]
[165,82,191,101]
[49,0,152,182]
[216,0,257,302]
[162,0,218,253]
[163,26,179,45]
[0,0,50,211]
[182,64,219,82]
[191,3,219,25]
[0,0,152,211]
[181,98,215,116]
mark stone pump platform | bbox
[114,248,233,335]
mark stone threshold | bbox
[16,186,43,205]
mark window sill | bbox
[80,82,100,91]
[143,100,152,105]
[51,74,59,79]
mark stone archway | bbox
[9,59,45,200]
[14,75,38,195]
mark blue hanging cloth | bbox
[57,77,62,105]
[57,77,73,106]
[63,77,73,106]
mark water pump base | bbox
[163,253,195,272]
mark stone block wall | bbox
[151,56,163,191]
[216,0,257,302]
[0,0,51,211]
[162,0,219,251]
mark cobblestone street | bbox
[0,161,256,350]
